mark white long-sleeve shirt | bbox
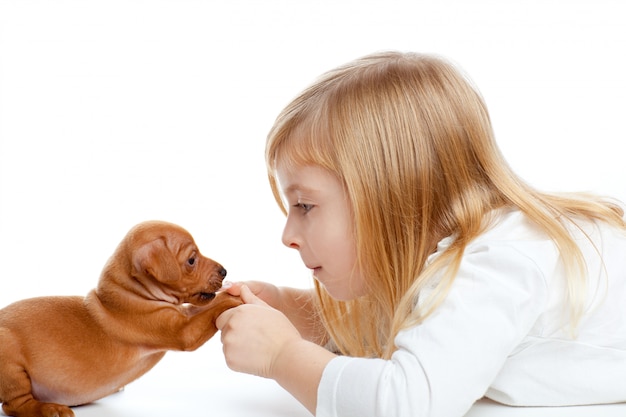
[317,209,626,417]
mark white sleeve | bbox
[316,242,552,417]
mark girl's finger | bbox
[215,310,229,330]
[241,285,269,306]
[218,281,243,296]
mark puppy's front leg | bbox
[177,293,242,351]
[0,329,74,417]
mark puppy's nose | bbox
[219,267,227,279]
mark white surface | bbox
[2,337,624,417]
[466,400,626,417]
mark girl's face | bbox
[277,163,365,300]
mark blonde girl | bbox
[217,51,626,417]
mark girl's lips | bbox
[305,263,320,271]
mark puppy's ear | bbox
[132,238,181,283]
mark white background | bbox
[1,0,625,307]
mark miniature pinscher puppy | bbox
[0,221,242,417]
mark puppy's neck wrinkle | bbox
[131,275,180,304]
[94,272,177,312]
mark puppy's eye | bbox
[187,257,196,266]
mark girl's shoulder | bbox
[478,208,551,243]
[469,207,625,247]
[428,208,626,283]
[431,209,558,262]
[462,208,626,277]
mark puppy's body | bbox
[0,221,242,417]
[0,296,164,406]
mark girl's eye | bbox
[297,203,314,213]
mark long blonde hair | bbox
[265,51,625,359]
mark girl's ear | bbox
[132,238,181,283]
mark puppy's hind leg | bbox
[0,328,74,417]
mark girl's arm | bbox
[216,285,336,414]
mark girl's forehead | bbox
[276,164,342,193]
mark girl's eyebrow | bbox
[283,184,319,195]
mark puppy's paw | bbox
[212,292,243,312]
[39,403,75,417]
[3,401,75,417]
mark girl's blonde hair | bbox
[265,51,625,359]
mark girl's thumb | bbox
[240,284,268,306]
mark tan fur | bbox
[0,221,242,417]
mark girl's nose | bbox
[281,216,301,249]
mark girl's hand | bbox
[219,280,282,310]
[217,284,337,414]
[220,281,327,345]
[216,285,302,379]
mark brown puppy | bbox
[0,220,242,417]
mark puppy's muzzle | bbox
[196,267,227,302]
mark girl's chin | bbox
[314,273,365,301]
